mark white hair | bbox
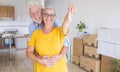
[27,1,43,12]
[43,5,56,14]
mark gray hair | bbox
[43,5,56,15]
[27,1,43,13]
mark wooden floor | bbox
[0,49,86,72]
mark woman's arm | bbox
[51,5,76,65]
[62,5,76,35]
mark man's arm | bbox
[63,37,70,49]
[26,46,40,62]
[26,46,54,67]
[51,46,68,64]
[60,46,68,57]
[51,37,70,64]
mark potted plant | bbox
[111,60,120,72]
[76,21,86,32]
[76,21,87,38]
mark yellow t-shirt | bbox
[28,27,68,72]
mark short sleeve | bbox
[27,30,38,46]
[63,37,70,47]
[28,22,35,37]
[59,26,69,35]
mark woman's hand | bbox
[68,4,77,14]
[38,56,54,67]
[38,55,63,67]
[51,54,63,65]
[67,4,77,21]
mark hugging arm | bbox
[26,46,54,67]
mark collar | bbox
[33,22,40,27]
[33,21,44,28]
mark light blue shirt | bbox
[29,21,70,48]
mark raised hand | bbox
[68,4,77,14]
[67,4,77,22]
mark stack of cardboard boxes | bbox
[72,38,83,64]
[80,34,101,72]
[72,34,119,72]
[83,35,100,59]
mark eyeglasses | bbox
[43,13,56,18]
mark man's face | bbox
[29,6,42,24]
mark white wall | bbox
[45,0,120,44]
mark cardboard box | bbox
[73,38,83,57]
[84,45,100,59]
[72,55,80,64]
[83,34,98,47]
[101,55,117,72]
[80,56,100,72]
[0,38,2,48]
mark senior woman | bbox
[26,5,76,72]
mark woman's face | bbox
[42,9,56,25]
